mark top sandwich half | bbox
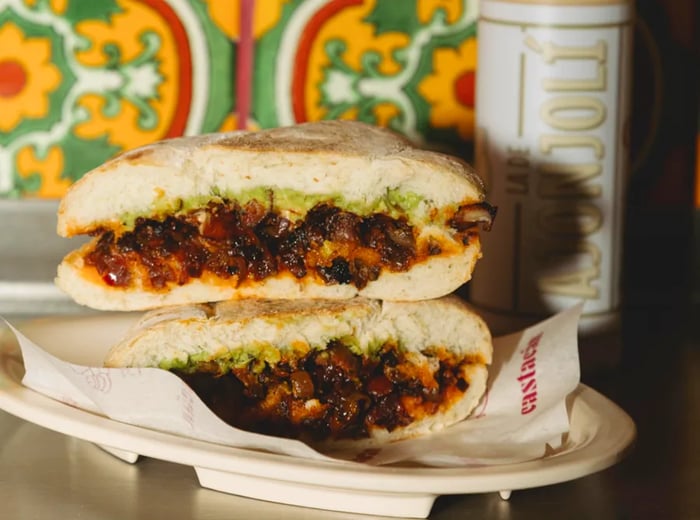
[56,121,495,311]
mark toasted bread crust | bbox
[57,121,486,237]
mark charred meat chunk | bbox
[175,341,472,443]
[84,199,490,291]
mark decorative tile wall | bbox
[0,0,236,198]
[0,0,478,198]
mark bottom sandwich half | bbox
[104,296,492,449]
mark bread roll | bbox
[105,295,492,448]
[56,121,494,310]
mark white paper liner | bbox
[3,303,581,467]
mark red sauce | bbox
[174,342,470,443]
[84,200,490,291]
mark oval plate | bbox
[0,317,635,518]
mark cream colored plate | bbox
[0,316,635,518]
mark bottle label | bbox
[471,1,633,318]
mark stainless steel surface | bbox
[0,200,87,316]
[0,410,373,520]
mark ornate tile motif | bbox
[0,0,235,198]
[0,0,477,198]
[252,0,478,149]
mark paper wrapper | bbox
[4,304,581,467]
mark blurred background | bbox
[0,0,697,325]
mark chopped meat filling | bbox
[84,199,490,290]
[175,342,471,442]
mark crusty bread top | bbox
[57,121,486,237]
[103,295,493,370]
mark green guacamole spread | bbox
[159,336,395,375]
[119,186,428,230]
